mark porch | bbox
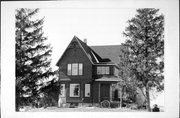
[94,76,123,107]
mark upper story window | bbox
[67,63,83,76]
[97,66,110,75]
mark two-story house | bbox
[56,36,123,106]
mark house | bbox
[56,36,123,106]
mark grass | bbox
[24,106,147,112]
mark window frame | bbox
[69,83,80,97]
[106,67,110,74]
[72,63,78,75]
[60,84,65,97]
[85,84,90,97]
[97,66,110,75]
[67,63,83,76]
[97,66,102,75]
[67,64,72,75]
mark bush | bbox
[110,102,120,108]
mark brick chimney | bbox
[84,38,87,44]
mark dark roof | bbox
[56,36,122,66]
[75,36,103,63]
[91,45,122,64]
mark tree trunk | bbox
[146,86,151,111]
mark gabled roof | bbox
[91,45,122,64]
[56,36,104,66]
[76,36,102,64]
[56,36,122,66]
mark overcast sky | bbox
[2,1,166,70]
[38,8,138,70]
[38,7,165,70]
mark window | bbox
[60,84,65,97]
[105,67,109,74]
[85,84,90,97]
[67,63,83,76]
[70,84,80,97]
[72,63,78,75]
[97,67,101,75]
[67,64,71,75]
[97,66,110,75]
[79,63,83,75]
[101,67,106,74]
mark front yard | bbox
[23,106,147,112]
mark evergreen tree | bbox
[118,45,143,108]
[15,8,53,110]
[122,8,164,111]
[118,46,137,106]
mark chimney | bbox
[84,38,87,44]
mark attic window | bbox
[73,43,77,48]
[69,41,78,49]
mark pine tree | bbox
[15,8,53,110]
[118,45,139,107]
[122,8,164,111]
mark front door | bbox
[59,84,66,106]
[100,83,110,101]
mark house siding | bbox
[58,42,93,103]
[92,82,99,103]
[56,36,121,105]
[58,47,92,80]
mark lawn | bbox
[24,106,147,112]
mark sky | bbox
[38,6,166,71]
[38,8,137,70]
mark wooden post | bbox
[98,83,101,103]
[110,84,112,102]
[119,87,123,108]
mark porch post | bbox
[110,84,112,102]
[98,83,101,103]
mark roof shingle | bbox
[91,45,122,64]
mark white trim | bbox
[91,51,99,63]
[56,36,94,66]
[56,37,77,66]
[70,83,80,97]
[93,63,116,65]
[75,36,94,64]
[56,36,118,66]
[85,84,91,97]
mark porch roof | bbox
[59,71,71,81]
[59,78,71,81]
[95,76,122,82]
